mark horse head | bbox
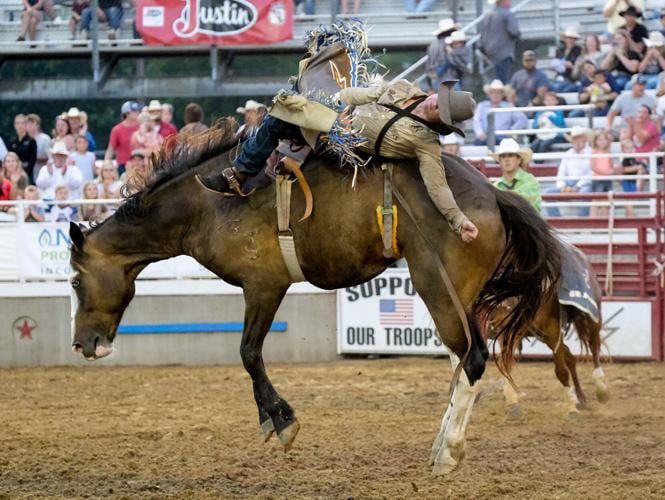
[69,222,136,360]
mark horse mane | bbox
[92,118,239,229]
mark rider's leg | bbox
[197,115,303,194]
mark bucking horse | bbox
[69,119,562,475]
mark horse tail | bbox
[475,188,562,380]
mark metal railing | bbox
[487,103,596,150]
[391,0,539,84]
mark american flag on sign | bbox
[379,298,414,325]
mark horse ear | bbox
[69,222,85,250]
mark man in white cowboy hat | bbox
[425,18,460,91]
[492,138,541,211]
[544,126,592,217]
[66,107,97,153]
[550,25,582,92]
[147,99,177,139]
[440,132,464,156]
[236,99,269,137]
[472,79,527,145]
[634,31,665,89]
[199,79,480,242]
[35,141,83,200]
[510,50,550,107]
[479,0,520,83]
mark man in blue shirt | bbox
[510,50,550,107]
[472,79,528,145]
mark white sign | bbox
[337,268,447,355]
[337,269,654,358]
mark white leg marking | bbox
[432,364,479,475]
[592,367,610,403]
[69,271,79,348]
[564,386,580,417]
[430,353,460,465]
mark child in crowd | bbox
[577,69,617,117]
[530,92,567,153]
[96,161,122,214]
[68,135,96,181]
[590,130,614,216]
[48,185,78,222]
[23,186,45,222]
[2,151,28,199]
[80,181,106,222]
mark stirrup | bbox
[224,167,256,198]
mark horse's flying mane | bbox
[92,117,239,229]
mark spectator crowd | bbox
[0,98,223,223]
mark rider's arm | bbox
[337,81,388,106]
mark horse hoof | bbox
[431,459,458,476]
[567,409,580,420]
[261,419,275,443]
[595,387,611,404]
[505,403,522,420]
[277,420,300,452]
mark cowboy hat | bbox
[490,138,533,165]
[560,25,581,39]
[236,99,267,114]
[148,99,162,112]
[50,141,69,156]
[432,18,460,36]
[619,5,642,17]
[66,107,82,119]
[483,79,505,94]
[440,132,465,146]
[644,31,665,48]
[445,30,468,44]
[437,81,475,138]
[565,125,591,142]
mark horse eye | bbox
[71,279,80,288]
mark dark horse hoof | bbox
[261,418,275,443]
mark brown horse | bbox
[68,119,561,475]
[496,263,611,419]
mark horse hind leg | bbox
[552,343,580,419]
[239,284,300,451]
[579,315,610,403]
[562,342,589,410]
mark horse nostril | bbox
[72,342,83,353]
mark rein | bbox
[391,184,473,400]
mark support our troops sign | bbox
[136,0,293,46]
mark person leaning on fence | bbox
[472,79,528,146]
[493,138,541,212]
[545,126,593,217]
[425,18,460,92]
[478,0,520,84]
[48,185,79,223]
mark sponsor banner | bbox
[16,223,216,280]
[337,269,654,358]
[136,0,292,46]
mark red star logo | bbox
[16,319,36,340]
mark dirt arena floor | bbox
[1,358,664,500]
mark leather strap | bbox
[392,185,472,400]
[374,97,426,158]
[381,164,395,258]
[282,157,313,222]
[275,174,306,283]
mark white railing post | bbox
[649,152,658,215]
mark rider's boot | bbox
[196,166,247,196]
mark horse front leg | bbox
[239,285,300,450]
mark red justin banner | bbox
[136,0,293,45]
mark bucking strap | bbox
[374,96,426,158]
[275,175,306,283]
[281,157,313,222]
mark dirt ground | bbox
[1,358,664,500]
